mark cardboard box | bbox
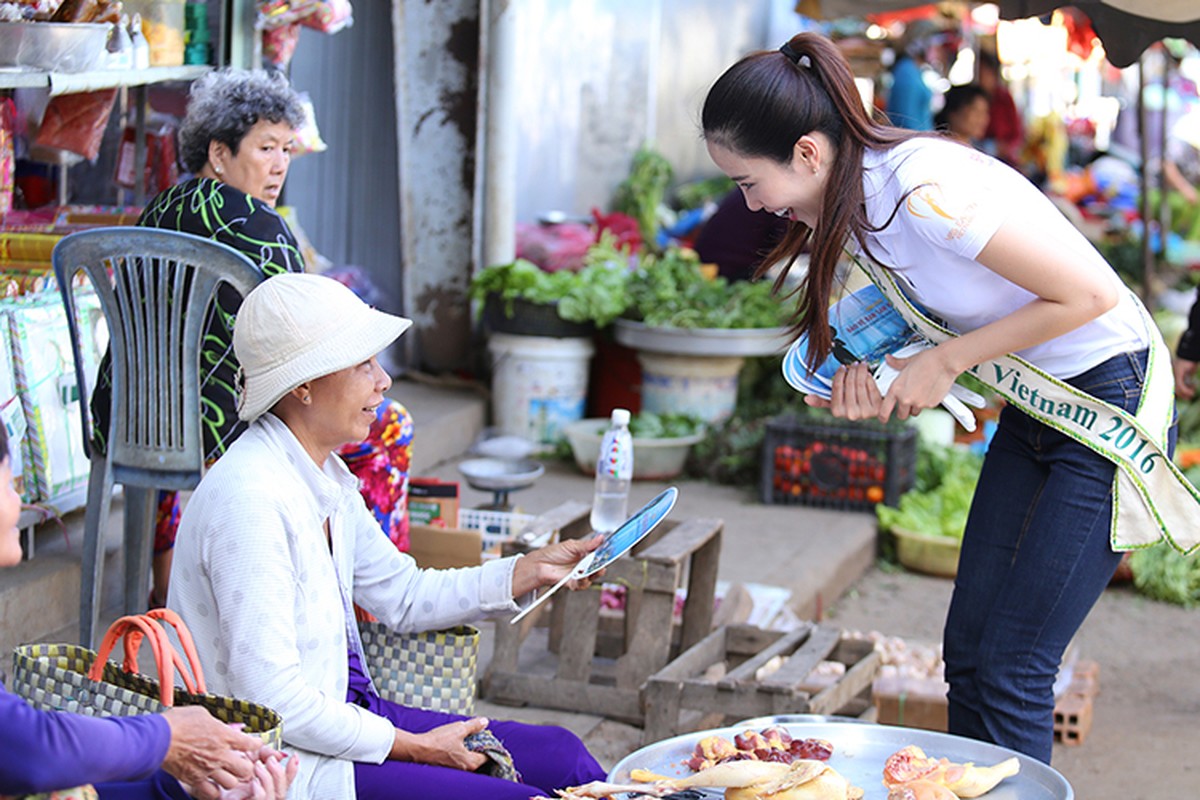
[409,477,460,528]
[872,675,948,732]
[408,523,481,569]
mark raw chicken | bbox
[636,758,861,799]
[886,779,958,800]
[537,759,864,799]
[882,745,1020,798]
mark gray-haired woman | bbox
[90,69,309,608]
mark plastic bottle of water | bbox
[590,408,633,534]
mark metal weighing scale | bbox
[456,457,545,510]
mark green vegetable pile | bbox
[875,441,983,540]
[627,411,707,439]
[626,247,790,329]
[1129,545,1200,608]
[468,234,632,328]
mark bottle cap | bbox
[611,408,631,426]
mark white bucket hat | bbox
[233,273,413,422]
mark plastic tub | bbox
[0,22,109,72]
[637,351,744,424]
[563,417,704,480]
[487,333,594,445]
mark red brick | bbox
[1053,691,1094,746]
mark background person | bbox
[89,69,413,611]
[701,32,1167,764]
[0,425,298,800]
[977,49,1023,166]
[693,187,789,281]
[935,83,991,147]
[885,25,935,131]
[169,273,607,800]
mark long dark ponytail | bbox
[702,32,922,370]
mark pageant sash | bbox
[852,255,1198,555]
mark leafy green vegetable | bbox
[611,145,673,251]
[674,176,736,210]
[1130,544,1200,607]
[626,247,789,329]
[1175,397,1200,450]
[469,238,633,328]
[581,411,707,440]
[876,441,983,540]
[628,411,707,439]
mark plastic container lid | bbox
[611,408,631,426]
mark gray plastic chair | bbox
[54,227,265,648]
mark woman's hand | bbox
[877,348,959,422]
[1174,357,1198,400]
[803,362,882,420]
[161,707,261,798]
[389,717,489,770]
[511,535,604,597]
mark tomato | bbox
[866,485,884,503]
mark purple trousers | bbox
[348,651,605,799]
[96,771,188,799]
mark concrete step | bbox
[0,498,125,668]
[387,374,488,473]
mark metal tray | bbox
[608,722,1072,800]
[614,318,790,357]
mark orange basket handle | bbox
[87,615,176,706]
[119,624,199,696]
[144,608,207,695]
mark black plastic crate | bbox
[759,414,917,511]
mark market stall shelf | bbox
[642,623,880,745]
[0,65,208,94]
[482,501,722,725]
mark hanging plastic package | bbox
[291,91,327,157]
[33,89,118,161]
[113,118,179,195]
[8,290,104,503]
[0,97,14,219]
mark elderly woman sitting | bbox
[90,69,415,611]
[168,274,608,800]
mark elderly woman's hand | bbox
[511,535,605,597]
[389,717,490,770]
[161,707,262,799]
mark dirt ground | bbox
[579,564,1198,800]
[819,566,1199,800]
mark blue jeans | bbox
[944,349,1174,763]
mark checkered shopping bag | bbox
[358,621,479,714]
[11,609,283,748]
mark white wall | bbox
[510,0,802,223]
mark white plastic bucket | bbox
[637,352,745,424]
[488,333,594,444]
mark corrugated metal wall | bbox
[284,6,404,321]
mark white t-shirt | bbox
[854,138,1148,378]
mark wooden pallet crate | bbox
[482,501,723,724]
[642,623,881,745]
